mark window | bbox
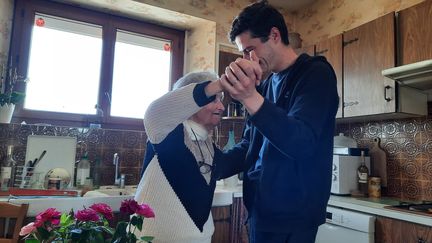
[10,0,184,130]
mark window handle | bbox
[105,92,111,104]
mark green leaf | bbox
[136,218,143,231]
[60,213,74,227]
[24,239,39,243]
[112,221,128,240]
[140,236,154,242]
[37,227,51,240]
[130,216,139,226]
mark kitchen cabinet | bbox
[294,45,315,56]
[230,197,248,243]
[398,0,432,65]
[375,216,432,243]
[212,197,248,243]
[342,13,396,117]
[211,205,231,243]
[315,34,343,118]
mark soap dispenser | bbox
[76,153,90,188]
[223,130,238,187]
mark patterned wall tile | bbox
[401,179,422,201]
[385,178,402,198]
[421,160,432,181]
[421,181,432,201]
[336,116,432,201]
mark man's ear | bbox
[270,27,280,42]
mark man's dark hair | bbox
[229,0,289,45]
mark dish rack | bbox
[13,166,44,189]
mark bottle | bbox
[357,151,369,196]
[0,145,17,191]
[92,157,101,189]
[223,130,238,187]
[76,153,90,187]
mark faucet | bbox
[113,153,125,188]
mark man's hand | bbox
[220,50,264,115]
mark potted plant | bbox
[19,199,155,243]
[0,63,27,123]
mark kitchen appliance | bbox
[315,206,375,243]
[331,149,370,195]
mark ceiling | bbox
[270,0,318,11]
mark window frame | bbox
[9,0,185,130]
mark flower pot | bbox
[0,103,15,123]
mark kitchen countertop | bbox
[328,195,432,226]
[0,183,237,217]
[6,183,430,227]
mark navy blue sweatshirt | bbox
[215,53,339,232]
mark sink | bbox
[83,185,234,206]
[83,185,137,197]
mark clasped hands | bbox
[218,50,265,115]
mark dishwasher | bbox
[315,206,375,243]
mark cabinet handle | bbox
[316,49,328,55]
[343,38,359,47]
[343,101,359,107]
[384,85,392,102]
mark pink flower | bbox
[75,208,100,222]
[136,204,155,218]
[34,208,61,227]
[120,199,139,216]
[19,222,36,236]
[90,203,113,220]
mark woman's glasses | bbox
[198,161,213,174]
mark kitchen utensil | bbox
[44,168,71,189]
[369,137,387,187]
[32,150,47,167]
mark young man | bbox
[219,1,339,242]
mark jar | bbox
[368,177,381,198]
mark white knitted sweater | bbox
[134,83,215,243]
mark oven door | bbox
[315,206,375,243]
[315,223,374,243]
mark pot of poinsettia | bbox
[0,63,27,123]
[19,199,155,243]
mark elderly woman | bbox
[134,71,226,243]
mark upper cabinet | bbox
[398,0,432,65]
[315,34,343,118]
[342,13,396,117]
[294,45,315,56]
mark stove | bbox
[385,201,432,217]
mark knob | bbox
[417,238,426,243]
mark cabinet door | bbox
[211,206,231,243]
[343,13,396,117]
[375,216,432,243]
[398,0,432,65]
[315,34,343,118]
[219,51,242,77]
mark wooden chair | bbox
[0,202,29,243]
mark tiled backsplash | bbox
[2,116,431,201]
[0,119,245,187]
[0,124,147,186]
[336,117,432,201]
